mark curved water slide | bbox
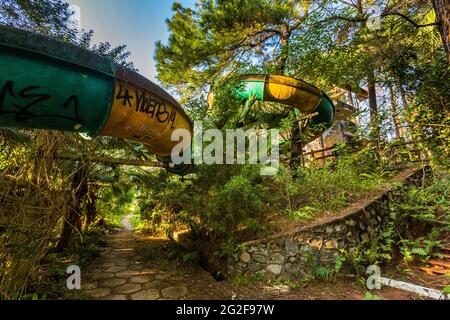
[233,74,336,143]
[0,25,193,161]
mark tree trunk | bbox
[356,0,363,16]
[56,153,165,168]
[275,33,290,75]
[56,162,89,251]
[347,90,361,142]
[398,83,417,142]
[388,82,405,142]
[319,134,326,165]
[290,121,303,170]
[354,97,363,142]
[433,0,450,64]
[368,69,381,153]
[85,184,99,227]
[398,84,424,161]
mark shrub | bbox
[136,164,270,255]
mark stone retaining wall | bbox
[228,167,430,280]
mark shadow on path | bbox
[81,214,228,300]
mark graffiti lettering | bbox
[156,104,169,123]
[115,84,134,108]
[115,84,177,129]
[169,111,176,129]
[0,81,82,124]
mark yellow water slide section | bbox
[242,74,323,113]
[100,78,193,157]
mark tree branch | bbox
[323,11,440,28]
[383,12,440,28]
[54,153,167,168]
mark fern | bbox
[315,266,333,281]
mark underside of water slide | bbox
[0,25,336,172]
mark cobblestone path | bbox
[82,215,228,300]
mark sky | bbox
[67,0,196,83]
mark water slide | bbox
[0,25,193,160]
[231,74,336,143]
[0,26,335,173]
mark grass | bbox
[263,162,386,234]
[232,273,265,286]
[292,166,384,213]
[364,292,382,300]
[269,277,311,289]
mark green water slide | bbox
[233,74,336,142]
[0,25,193,160]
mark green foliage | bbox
[207,77,248,128]
[364,292,382,300]
[136,164,270,254]
[353,222,396,267]
[135,147,387,259]
[98,185,136,229]
[10,292,47,301]
[232,272,265,287]
[275,156,384,217]
[0,0,76,41]
[398,232,443,263]
[335,253,346,274]
[392,49,449,168]
[46,225,107,267]
[315,266,333,281]
[313,253,346,282]
[156,0,306,96]
[287,206,319,221]
[19,225,108,300]
[353,174,449,268]
[395,175,449,224]
[136,152,386,258]
[76,226,108,264]
[78,30,137,70]
[181,251,200,264]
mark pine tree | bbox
[156,0,311,95]
[432,0,450,63]
[0,0,76,41]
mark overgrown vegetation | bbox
[134,152,389,262]
[352,174,449,270]
[0,0,449,299]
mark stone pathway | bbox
[81,214,227,300]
